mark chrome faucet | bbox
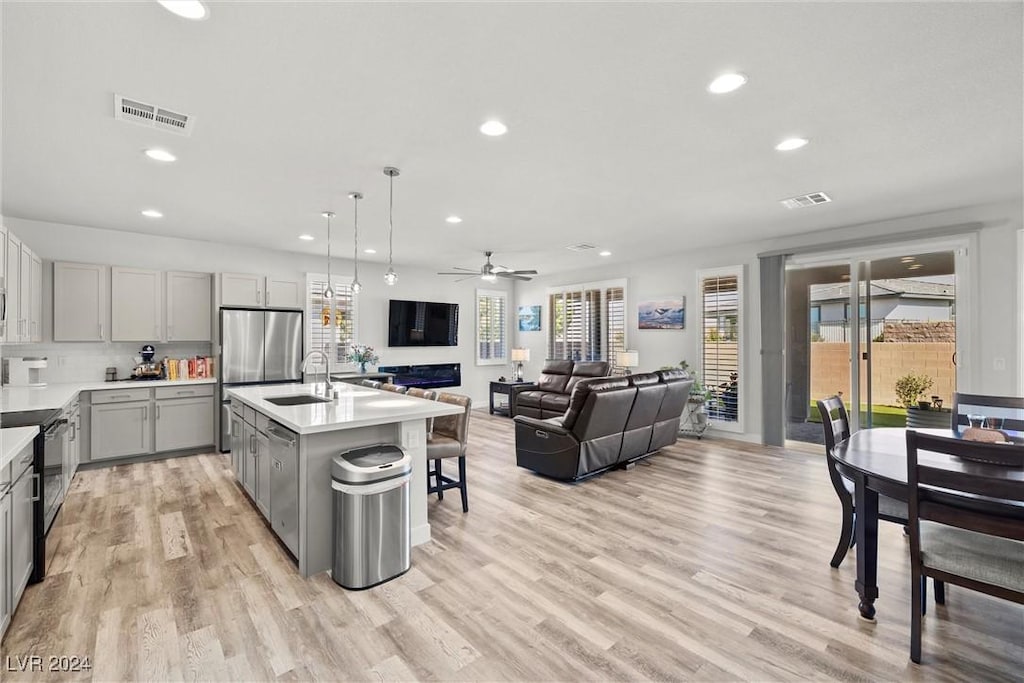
[301,350,333,397]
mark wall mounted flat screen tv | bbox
[388,299,459,347]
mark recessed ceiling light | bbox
[445,216,463,224]
[298,234,314,241]
[141,209,163,218]
[157,0,208,20]
[707,73,747,94]
[908,264,924,270]
[599,250,612,257]
[364,248,377,254]
[901,256,916,263]
[480,120,508,136]
[144,148,176,162]
[775,137,809,152]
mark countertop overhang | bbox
[1,426,39,471]
[225,383,464,434]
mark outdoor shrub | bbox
[894,372,934,409]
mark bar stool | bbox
[379,383,408,394]
[361,379,381,389]
[426,392,472,512]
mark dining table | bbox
[830,426,1024,621]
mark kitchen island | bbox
[224,382,463,578]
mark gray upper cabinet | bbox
[111,267,163,342]
[266,277,302,309]
[54,261,109,341]
[5,233,20,342]
[166,271,212,341]
[220,272,265,307]
[30,253,42,342]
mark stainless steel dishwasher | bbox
[267,422,299,557]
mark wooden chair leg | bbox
[830,498,855,568]
[920,575,927,616]
[934,579,945,605]
[911,566,923,663]
[458,456,468,513]
[435,459,444,500]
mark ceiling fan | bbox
[437,251,538,282]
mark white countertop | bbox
[1,378,217,413]
[225,382,463,435]
[2,426,38,473]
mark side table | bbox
[490,380,531,416]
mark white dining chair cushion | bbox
[920,521,1024,592]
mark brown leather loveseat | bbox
[510,360,611,419]
[513,369,693,481]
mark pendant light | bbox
[383,166,400,286]
[349,192,363,294]
[321,211,335,299]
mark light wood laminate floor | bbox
[2,412,1021,681]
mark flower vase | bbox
[359,362,368,374]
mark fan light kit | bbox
[437,251,538,282]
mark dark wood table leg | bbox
[489,386,496,415]
[853,473,879,621]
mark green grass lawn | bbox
[806,402,907,428]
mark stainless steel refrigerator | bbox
[219,309,303,451]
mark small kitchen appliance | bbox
[3,357,48,386]
[131,344,164,380]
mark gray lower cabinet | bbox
[267,423,299,557]
[229,409,245,478]
[1,485,11,638]
[242,421,257,497]
[255,431,271,517]
[154,397,215,452]
[91,401,152,460]
[10,464,34,612]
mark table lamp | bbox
[511,348,530,382]
[616,350,639,375]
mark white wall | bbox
[514,200,1022,443]
[9,217,513,406]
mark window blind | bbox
[702,273,740,423]
[605,286,625,373]
[547,281,626,367]
[476,289,507,364]
[308,276,355,365]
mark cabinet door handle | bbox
[176,390,195,396]
[31,473,41,502]
[109,394,132,400]
[1,290,6,323]
[70,422,77,442]
[98,322,103,339]
[250,434,257,454]
[143,405,148,421]
[256,289,262,305]
[156,405,161,419]
[168,325,173,341]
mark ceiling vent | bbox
[780,192,832,209]
[565,243,597,251]
[113,94,195,136]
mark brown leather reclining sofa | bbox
[513,369,693,481]
[510,360,611,419]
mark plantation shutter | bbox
[308,276,355,365]
[476,289,507,364]
[605,286,625,372]
[702,273,740,424]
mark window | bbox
[476,289,507,365]
[699,267,742,431]
[307,274,356,366]
[548,279,627,371]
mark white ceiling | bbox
[3,2,1021,276]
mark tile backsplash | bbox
[2,342,213,384]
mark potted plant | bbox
[896,372,947,428]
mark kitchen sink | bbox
[265,395,332,406]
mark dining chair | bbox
[426,392,472,512]
[361,379,381,389]
[950,392,1024,432]
[378,383,408,394]
[905,430,1024,664]
[816,397,928,571]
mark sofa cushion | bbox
[540,393,571,415]
[561,376,631,432]
[515,390,545,408]
[565,361,611,393]
[537,360,573,393]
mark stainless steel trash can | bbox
[331,444,412,589]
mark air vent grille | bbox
[114,94,195,136]
[565,243,596,251]
[780,192,831,209]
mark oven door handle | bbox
[31,473,41,502]
[44,419,70,440]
